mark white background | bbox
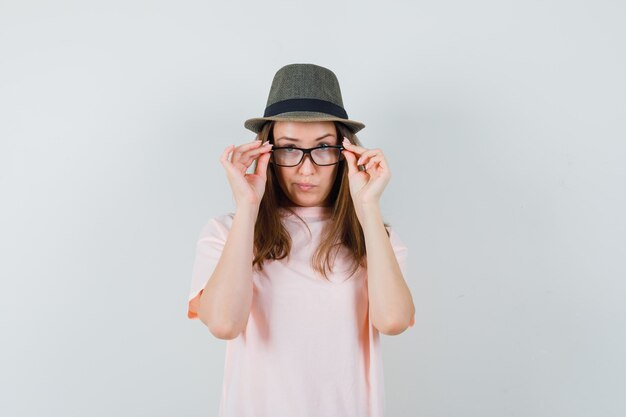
[1,1,625,416]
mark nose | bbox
[297,153,316,174]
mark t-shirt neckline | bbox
[281,205,333,220]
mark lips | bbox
[295,183,316,191]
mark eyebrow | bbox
[275,133,335,143]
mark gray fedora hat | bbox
[244,63,365,134]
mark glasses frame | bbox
[270,144,345,167]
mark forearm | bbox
[197,206,257,339]
[358,203,415,335]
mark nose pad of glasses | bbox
[300,152,316,166]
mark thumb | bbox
[255,152,271,181]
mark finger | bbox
[220,144,245,180]
[356,149,383,165]
[221,144,245,174]
[231,140,264,161]
[363,153,385,167]
[236,140,265,152]
[343,148,371,173]
[365,155,385,170]
[367,157,392,178]
[221,144,257,180]
[344,141,381,168]
[220,144,235,165]
[236,142,273,166]
[342,149,359,175]
[379,157,391,176]
[255,151,271,181]
[342,136,368,156]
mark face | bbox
[272,121,340,207]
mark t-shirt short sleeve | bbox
[387,226,414,327]
[187,214,233,319]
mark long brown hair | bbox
[250,120,390,280]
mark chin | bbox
[288,193,325,207]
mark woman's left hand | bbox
[341,136,391,207]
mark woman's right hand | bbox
[220,139,273,209]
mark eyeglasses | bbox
[270,145,345,167]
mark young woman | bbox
[187,64,415,417]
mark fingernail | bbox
[342,137,349,144]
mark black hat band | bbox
[263,98,348,119]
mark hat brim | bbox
[244,111,365,134]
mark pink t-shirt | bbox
[187,205,409,417]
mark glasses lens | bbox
[274,148,304,166]
[273,147,341,166]
[311,147,341,165]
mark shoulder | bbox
[384,224,400,238]
[198,212,235,239]
[384,224,408,251]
